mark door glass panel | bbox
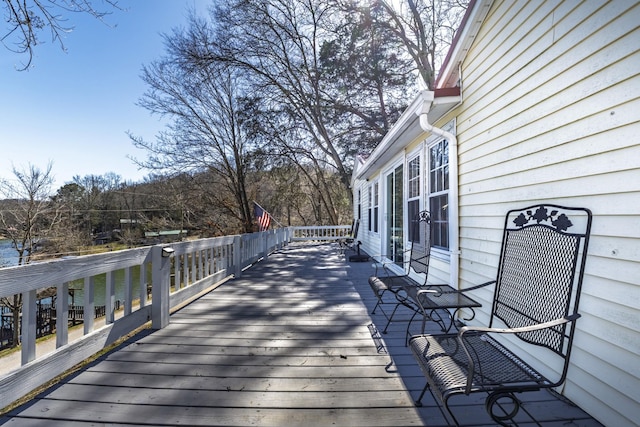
[386,165,404,265]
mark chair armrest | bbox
[458,313,581,336]
[435,280,496,295]
[370,251,411,276]
[412,289,439,312]
[457,313,581,394]
[370,256,393,276]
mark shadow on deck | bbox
[1,243,601,426]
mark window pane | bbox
[373,207,378,233]
[428,139,449,248]
[407,200,420,242]
[443,140,449,165]
[374,183,379,205]
[444,165,449,190]
[408,157,420,199]
[430,194,449,249]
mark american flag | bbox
[254,203,271,231]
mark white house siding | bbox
[450,0,640,425]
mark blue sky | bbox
[0,1,210,191]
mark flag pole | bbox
[252,201,283,228]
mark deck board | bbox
[0,243,603,426]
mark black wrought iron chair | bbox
[409,204,592,426]
[368,211,431,333]
[338,219,360,254]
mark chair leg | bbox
[416,384,463,426]
[443,395,462,427]
[405,310,420,346]
[415,382,429,407]
[371,298,381,314]
[371,289,386,314]
[382,302,401,334]
[486,391,524,427]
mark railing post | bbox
[21,289,37,365]
[152,245,173,330]
[233,235,242,278]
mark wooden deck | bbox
[1,243,602,426]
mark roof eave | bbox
[355,89,460,181]
[436,0,493,89]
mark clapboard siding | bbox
[452,0,640,425]
[458,1,637,148]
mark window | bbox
[367,186,372,231]
[407,156,421,242]
[386,165,404,264]
[373,181,379,233]
[368,182,380,233]
[429,140,449,249]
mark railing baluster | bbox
[175,254,182,289]
[106,271,115,324]
[84,276,94,334]
[139,262,148,307]
[233,235,242,278]
[191,251,197,284]
[56,282,69,348]
[124,267,133,316]
[183,253,189,288]
[21,289,37,365]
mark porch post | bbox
[152,245,173,330]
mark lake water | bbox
[0,239,145,306]
[0,239,18,268]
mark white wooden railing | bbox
[0,225,349,409]
[290,225,352,241]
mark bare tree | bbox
[0,162,61,346]
[209,0,358,196]
[131,0,468,226]
[0,163,60,265]
[201,0,414,223]
[377,0,469,89]
[1,0,121,70]
[130,17,257,233]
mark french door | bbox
[386,164,404,265]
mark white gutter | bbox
[417,91,460,290]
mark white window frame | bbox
[428,137,450,254]
[407,149,422,242]
[368,180,379,234]
[373,180,379,234]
